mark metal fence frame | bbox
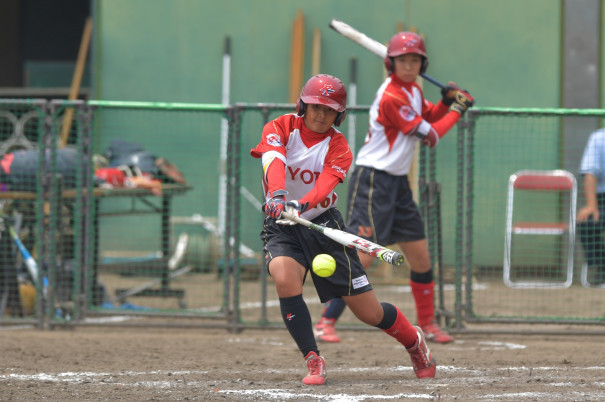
[227,103,453,331]
[455,108,605,331]
[0,99,48,328]
[80,100,238,329]
[2,101,604,335]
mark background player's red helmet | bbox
[384,32,428,74]
[296,74,347,126]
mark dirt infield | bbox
[2,324,604,400]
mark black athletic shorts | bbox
[261,208,373,303]
[345,166,425,246]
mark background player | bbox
[578,126,605,285]
[251,74,436,385]
[315,32,474,344]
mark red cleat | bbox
[302,351,327,385]
[420,321,454,344]
[407,326,437,379]
[314,317,341,343]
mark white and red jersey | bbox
[251,114,352,220]
[355,74,449,176]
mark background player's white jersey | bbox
[355,77,428,176]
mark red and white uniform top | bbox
[355,74,449,176]
[251,114,352,221]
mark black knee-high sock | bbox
[411,270,433,284]
[279,294,318,357]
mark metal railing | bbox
[1,100,603,334]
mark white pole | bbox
[347,58,357,161]
[217,37,231,241]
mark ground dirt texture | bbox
[1,324,604,401]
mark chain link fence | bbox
[456,108,605,328]
[1,101,603,333]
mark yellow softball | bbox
[312,254,336,277]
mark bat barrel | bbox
[330,19,447,91]
[278,211,404,267]
[379,250,405,267]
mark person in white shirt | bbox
[578,127,605,285]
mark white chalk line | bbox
[218,389,434,400]
[8,364,605,382]
[0,283,485,324]
[226,338,528,352]
[0,324,35,331]
[0,282,485,326]
[190,282,489,313]
[3,364,605,401]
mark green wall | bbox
[91,0,591,265]
[93,0,562,107]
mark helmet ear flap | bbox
[384,57,394,73]
[420,58,429,74]
[385,56,428,74]
[296,99,306,116]
[334,111,346,127]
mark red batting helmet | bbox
[296,74,347,126]
[384,32,428,74]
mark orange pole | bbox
[60,17,92,148]
[289,10,304,103]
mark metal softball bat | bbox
[280,211,405,267]
[329,18,446,89]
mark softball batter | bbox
[251,74,436,385]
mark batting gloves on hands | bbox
[450,90,475,116]
[276,200,309,225]
[415,128,439,149]
[440,82,460,106]
[264,190,288,219]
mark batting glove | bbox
[276,200,309,225]
[440,82,460,106]
[450,90,475,116]
[415,129,439,148]
[264,190,288,219]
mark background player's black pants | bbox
[578,193,605,281]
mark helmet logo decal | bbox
[319,84,335,97]
[404,38,418,48]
